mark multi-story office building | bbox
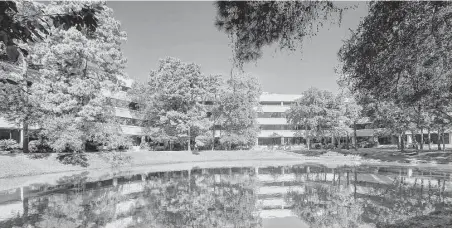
[256,93,303,146]
[256,92,452,147]
[1,75,451,148]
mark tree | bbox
[338,1,452,151]
[286,87,335,150]
[214,1,346,68]
[0,1,107,153]
[132,57,218,151]
[215,73,261,150]
[19,1,128,155]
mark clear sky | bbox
[107,1,369,94]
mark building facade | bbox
[1,74,451,148]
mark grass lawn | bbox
[0,150,302,179]
[1,146,451,179]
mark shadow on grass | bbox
[26,153,52,160]
[378,208,452,228]
[289,147,452,164]
[337,148,452,164]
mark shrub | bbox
[323,143,335,150]
[29,140,53,153]
[0,139,20,151]
[56,153,89,167]
[314,143,322,149]
[139,141,151,150]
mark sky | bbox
[107,1,370,94]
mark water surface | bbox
[0,163,451,227]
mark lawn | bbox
[290,145,452,164]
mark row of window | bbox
[259,124,376,131]
[257,112,286,118]
[260,125,307,130]
[259,101,295,106]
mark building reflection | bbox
[0,164,451,227]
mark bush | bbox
[313,143,322,149]
[323,143,335,150]
[29,140,53,153]
[56,153,89,167]
[358,140,375,148]
[139,141,151,150]
[0,139,20,151]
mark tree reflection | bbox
[286,167,451,227]
[287,183,366,227]
[131,171,261,227]
[0,166,450,228]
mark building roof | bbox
[260,93,302,102]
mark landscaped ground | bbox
[0,150,303,179]
[0,146,451,179]
[291,146,452,164]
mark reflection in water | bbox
[0,165,451,228]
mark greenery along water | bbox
[0,164,451,228]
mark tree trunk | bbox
[346,133,350,150]
[441,129,445,151]
[419,128,424,150]
[22,120,29,153]
[399,132,405,152]
[411,132,417,150]
[437,129,442,150]
[307,137,311,150]
[397,134,401,150]
[428,128,431,150]
[353,121,358,150]
[212,125,215,151]
[187,126,191,151]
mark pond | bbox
[0,163,451,228]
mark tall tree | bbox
[286,87,335,150]
[338,1,452,151]
[132,57,218,151]
[215,73,261,150]
[22,1,127,154]
[0,1,105,153]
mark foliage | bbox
[214,1,346,68]
[56,152,89,167]
[338,1,452,150]
[13,1,129,155]
[194,131,213,149]
[0,139,19,151]
[0,0,102,63]
[130,57,220,150]
[28,139,52,153]
[215,73,261,149]
[286,87,336,149]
